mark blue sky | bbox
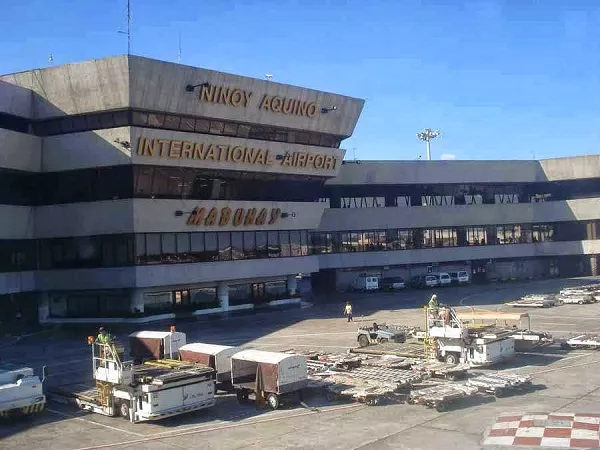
[1,0,599,161]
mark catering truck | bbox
[0,363,46,417]
[48,337,216,422]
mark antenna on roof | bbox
[265,74,273,81]
[178,33,182,63]
[118,0,131,55]
[48,55,54,66]
[352,147,357,161]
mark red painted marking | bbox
[573,421,600,431]
[513,436,542,446]
[489,428,517,437]
[575,413,600,418]
[548,415,574,421]
[519,420,534,427]
[570,438,600,448]
[543,427,572,438]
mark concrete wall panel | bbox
[134,256,319,288]
[0,272,36,295]
[34,200,134,238]
[0,206,35,239]
[318,239,600,270]
[42,127,132,171]
[130,127,345,178]
[128,56,364,137]
[133,199,326,233]
[36,267,136,291]
[0,79,32,118]
[540,155,600,181]
[0,129,41,172]
[319,198,600,231]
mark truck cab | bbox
[0,363,46,417]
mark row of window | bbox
[310,221,599,254]
[4,165,600,207]
[15,109,342,148]
[0,230,312,272]
[2,221,598,273]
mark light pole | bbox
[416,128,441,161]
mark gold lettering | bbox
[182,141,193,159]
[158,139,170,158]
[242,90,252,107]
[292,152,299,167]
[232,146,244,162]
[324,155,333,169]
[230,89,243,107]
[243,147,256,164]
[205,144,218,160]
[218,87,232,105]
[306,153,315,167]
[218,144,229,160]
[268,208,281,225]
[187,207,206,225]
[307,103,318,117]
[260,95,271,111]
[233,208,244,226]
[193,143,206,160]
[143,138,158,157]
[271,96,283,112]
[219,207,232,226]
[255,208,267,225]
[169,140,182,158]
[297,152,307,167]
[314,154,325,169]
[255,149,266,165]
[298,102,308,117]
[200,84,215,102]
[331,157,338,170]
[244,208,257,225]
[205,207,218,226]
[283,98,294,114]
[265,150,273,165]
[293,99,300,115]
[136,137,145,155]
[213,85,222,102]
[281,153,293,167]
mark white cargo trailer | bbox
[179,343,239,386]
[129,330,187,362]
[231,349,308,410]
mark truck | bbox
[357,323,408,347]
[352,276,379,292]
[424,305,516,367]
[0,363,46,417]
[48,338,216,423]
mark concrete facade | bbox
[0,55,598,323]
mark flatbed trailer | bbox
[505,299,556,308]
[467,372,532,397]
[410,361,470,381]
[350,342,426,359]
[407,383,480,412]
[560,334,600,350]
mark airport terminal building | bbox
[1,56,598,326]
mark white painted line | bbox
[255,343,349,349]
[531,358,600,376]
[46,408,143,437]
[258,331,357,339]
[537,322,578,326]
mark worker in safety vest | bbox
[96,327,113,344]
[428,294,439,309]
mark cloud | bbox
[440,154,457,160]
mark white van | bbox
[449,271,470,285]
[352,276,379,292]
[437,272,452,286]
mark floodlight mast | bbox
[416,129,441,161]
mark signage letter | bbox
[219,207,232,226]
[205,207,218,226]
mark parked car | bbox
[381,277,406,291]
[449,271,470,285]
[436,272,452,286]
[415,275,439,289]
[352,276,380,292]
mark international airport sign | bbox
[135,137,339,171]
[186,206,282,227]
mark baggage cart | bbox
[467,372,532,397]
[408,383,480,412]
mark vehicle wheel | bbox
[446,374,458,381]
[578,300,584,305]
[266,393,279,410]
[445,353,458,365]
[495,388,505,398]
[119,401,130,419]
[325,391,335,402]
[435,402,447,412]
[358,335,370,347]
[236,389,249,403]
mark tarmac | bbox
[1,276,600,450]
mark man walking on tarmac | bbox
[344,301,353,322]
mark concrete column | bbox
[287,275,298,296]
[131,289,145,314]
[38,293,50,323]
[591,256,599,277]
[217,282,229,312]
